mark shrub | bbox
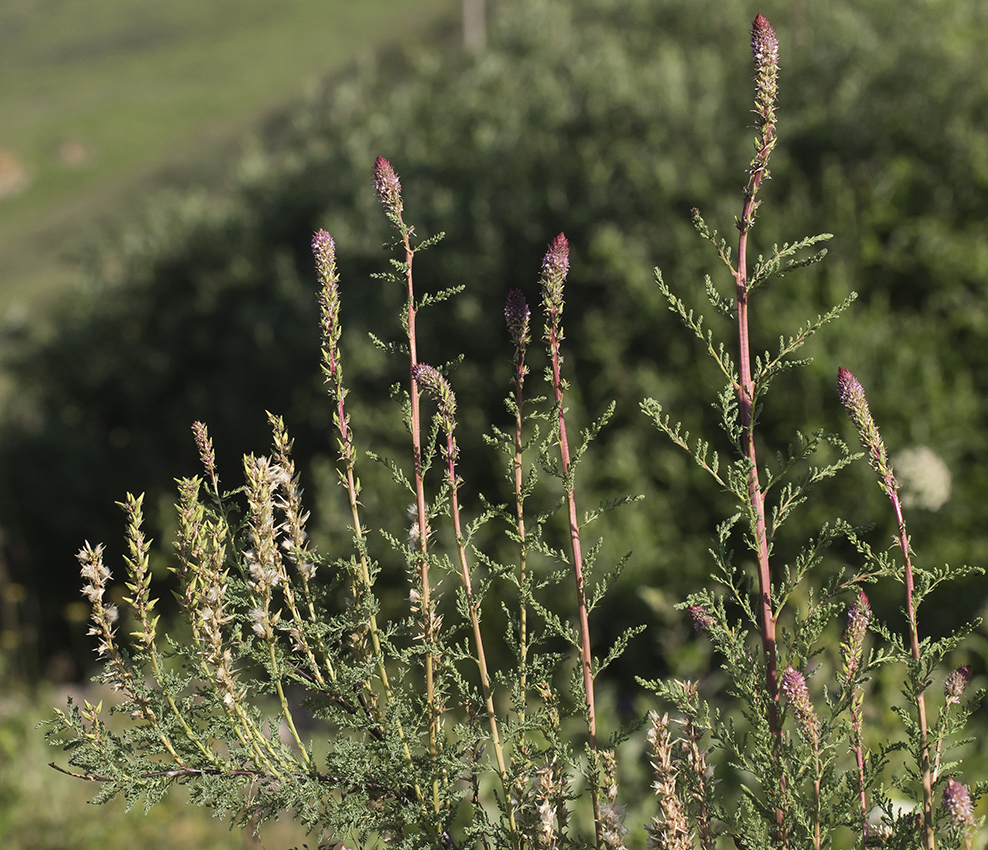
[6,0,988,681]
[46,15,983,849]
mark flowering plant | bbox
[46,13,983,850]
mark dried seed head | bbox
[645,711,691,850]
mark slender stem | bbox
[737,17,787,843]
[812,748,822,850]
[736,222,781,700]
[511,326,530,723]
[538,233,601,847]
[891,495,934,850]
[547,313,600,848]
[314,229,423,789]
[443,429,520,847]
[401,228,440,811]
[851,695,868,843]
[736,199,784,765]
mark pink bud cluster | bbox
[688,604,716,632]
[782,665,819,745]
[504,288,531,349]
[942,777,975,828]
[413,363,457,432]
[837,367,897,497]
[373,155,403,219]
[944,666,973,706]
[539,233,570,319]
[841,591,871,684]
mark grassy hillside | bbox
[0,0,460,320]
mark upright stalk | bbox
[505,289,532,722]
[837,368,935,850]
[842,592,872,844]
[413,364,521,849]
[313,229,421,789]
[892,494,935,850]
[374,157,439,810]
[539,234,602,848]
[737,16,785,835]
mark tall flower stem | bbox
[837,368,935,850]
[891,490,935,850]
[374,156,440,810]
[413,364,521,849]
[842,591,872,843]
[313,229,425,796]
[505,289,532,723]
[737,15,785,837]
[540,233,602,847]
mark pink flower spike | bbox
[943,777,975,827]
[688,604,716,632]
[373,156,403,218]
[782,665,819,744]
[944,666,973,705]
[540,233,570,317]
[504,289,531,348]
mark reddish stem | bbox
[547,319,601,848]
[737,192,786,846]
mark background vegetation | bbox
[0,0,460,317]
[2,0,988,844]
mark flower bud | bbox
[841,591,871,683]
[412,363,457,430]
[688,604,716,632]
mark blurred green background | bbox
[3,0,988,846]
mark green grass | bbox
[0,0,461,319]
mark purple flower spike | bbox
[688,604,716,632]
[841,591,871,683]
[504,289,531,348]
[943,777,975,827]
[944,666,973,706]
[782,665,819,744]
[837,367,897,496]
[312,229,336,281]
[373,156,403,218]
[540,233,570,318]
[751,15,779,128]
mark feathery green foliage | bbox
[44,11,987,850]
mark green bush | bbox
[2,0,988,684]
[42,13,986,840]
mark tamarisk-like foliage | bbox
[640,12,983,850]
[45,13,984,850]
